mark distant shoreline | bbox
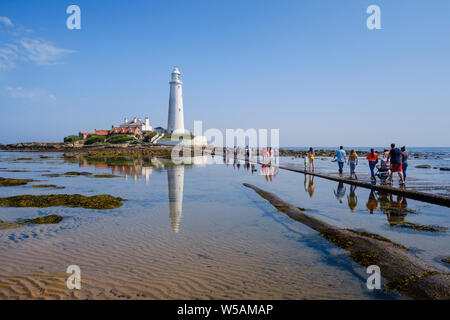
[1,142,448,158]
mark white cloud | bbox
[0,16,14,27]
[0,16,75,69]
[6,87,56,103]
[0,44,19,68]
[18,38,75,65]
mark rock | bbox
[440,167,450,171]
[415,165,431,169]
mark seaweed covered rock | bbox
[31,184,65,189]
[0,177,36,187]
[0,214,63,230]
[18,214,63,224]
[0,194,125,209]
[92,174,120,178]
[64,171,92,176]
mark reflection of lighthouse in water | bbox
[167,165,185,233]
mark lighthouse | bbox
[167,67,185,135]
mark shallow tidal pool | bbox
[0,152,448,299]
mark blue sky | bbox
[0,0,449,146]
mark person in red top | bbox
[366,148,378,182]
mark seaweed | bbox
[18,214,63,224]
[385,271,440,294]
[42,173,61,177]
[345,229,408,250]
[0,177,36,187]
[31,184,65,189]
[64,171,92,176]
[349,250,380,267]
[0,214,63,230]
[92,174,120,178]
[319,228,354,249]
[0,194,125,209]
[391,222,447,233]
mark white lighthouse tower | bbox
[167,67,185,135]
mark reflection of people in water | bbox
[333,181,346,204]
[366,190,378,213]
[378,191,408,225]
[304,175,315,197]
[347,185,358,211]
[260,164,277,182]
[245,160,250,172]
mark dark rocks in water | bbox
[42,173,61,178]
[31,184,65,189]
[415,165,431,169]
[0,194,125,209]
[15,157,33,161]
[0,177,36,187]
[64,171,92,176]
[440,167,450,171]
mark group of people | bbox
[305,144,409,185]
[332,143,408,185]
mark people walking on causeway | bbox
[334,146,346,174]
[401,146,408,181]
[387,143,405,186]
[307,147,315,172]
[366,148,378,182]
[347,149,358,179]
